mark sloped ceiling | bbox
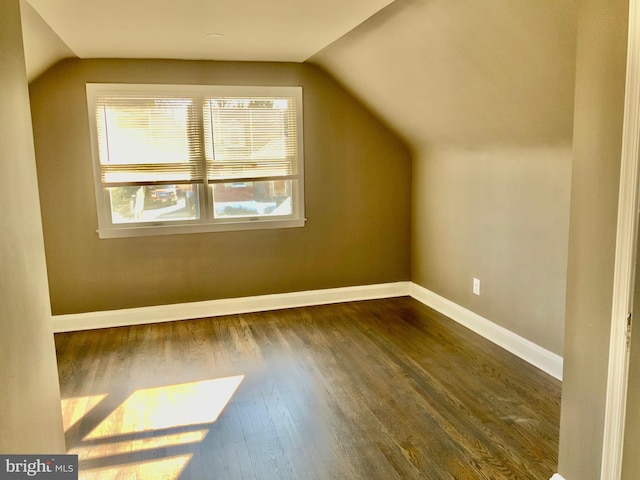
[311,0,577,150]
[20,0,75,81]
[21,0,576,151]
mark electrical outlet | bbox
[473,278,481,295]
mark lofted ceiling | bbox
[20,0,393,80]
[20,0,577,151]
[310,0,577,150]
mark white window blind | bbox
[204,97,299,181]
[95,95,204,185]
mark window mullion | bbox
[192,94,210,222]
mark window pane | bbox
[97,97,195,165]
[108,184,200,224]
[96,95,204,184]
[212,180,293,219]
[203,97,299,181]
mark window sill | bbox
[96,217,306,239]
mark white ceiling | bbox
[22,0,393,79]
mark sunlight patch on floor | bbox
[63,375,245,479]
[61,394,108,432]
[71,430,209,460]
[85,375,245,439]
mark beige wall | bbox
[404,2,577,352]
[0,0,65,453]
[412,145,572,354]
[29,59,412,315]
[558,0,629,477]
[312,0,576,356]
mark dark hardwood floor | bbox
[54,297,561,480]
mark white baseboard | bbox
[409,283,564,381]
[52,281,563,381]
[52,281,412,333]
[550,474,566,480]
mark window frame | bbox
[86,83,305,238]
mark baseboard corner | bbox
[409,282,564,381]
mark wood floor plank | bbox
[55,297,561,480]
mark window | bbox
[86,84,304,238]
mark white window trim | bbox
[86,83,305,238]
